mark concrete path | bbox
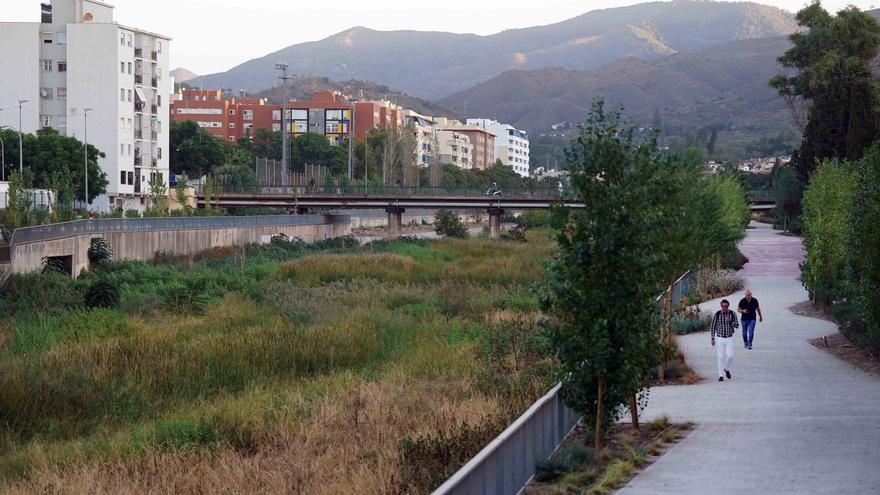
[618,223,880,495]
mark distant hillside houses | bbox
[706,155,791,174]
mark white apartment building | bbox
[0,0,171,212]
[467,119,530,177]
[404,110,437,166]
[436,129,473,169]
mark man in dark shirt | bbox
[738,289,763,349]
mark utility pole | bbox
[17,99,28,175]
[0,131,5,181]
[84,108,92,208]
[275,63,292,176]
[348,99,357,183]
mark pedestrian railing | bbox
[196,183,571,200]
[7,214,350,247]
[433,271,695,495]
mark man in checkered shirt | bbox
[711,299,739,382]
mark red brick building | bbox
[172,89,403,146]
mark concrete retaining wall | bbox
[8,216,350,277]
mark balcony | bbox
[151,158,158,167]
[134,101,145,112]
[134,48,143,58]
[135,130,143,140]
[134,156,142,166]
[150,104,157,114]
[134,74,143,84]
[150,131,158,141]
[151,78,157,88]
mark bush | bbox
[672,312,712,335]
[85,278,121,309]
[87,237,113,269]
[500,224,529,242]
[696,269,744,299]
[535,441,594,481]
[720,244,749,271]
[434,209,468,238]
[516,210,551,229]
[124,209,141,219]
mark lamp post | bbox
[347,99,358,184]
[274,63,292,179]
[0,126,7,182]
[17,99,27,175]
[83,108,93,208]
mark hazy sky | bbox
[4,0,878,74]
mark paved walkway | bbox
[619,223,880,495]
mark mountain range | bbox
[191,1,797,100]
[439,35,795,133]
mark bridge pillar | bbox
[386,206,405,240]
[488,207,503,238]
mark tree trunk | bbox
[630,395,640,431]
[595,378,606,450]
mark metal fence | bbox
[196,183,569,199]
[7,214,350,247]
[433,271,696,495]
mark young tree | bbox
[148,174,168,217]
[170,120,231,178]
[801,160,858,305]
[541,102,681,448]
[773,166,804,232]
[25,128,107,203]
[0,172,33,240]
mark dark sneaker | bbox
[718,376,724,382]
[725,369,731,379]
[748,345,753,350]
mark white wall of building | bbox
[1,0,170,213]
[0,23,42,133]
[437,130,473,170]
[467,118,530,177]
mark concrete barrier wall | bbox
[8,216,350,277]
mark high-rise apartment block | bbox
[467,119,530,177]
[0,0,171,212]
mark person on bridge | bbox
[711,299,739,382]
[486,183,501,196]
[737,289,763,349]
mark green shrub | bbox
[516,210,551,229]
[500,224,529,242]
[434,209,468,238]
[87,238,113,270]
[40,257,66,275]
[124,209,141,219]
[535,442,594,481]
[132,419,217,453]
[85,278,120,309]
[0,272,83,317]
[672,313,712,335]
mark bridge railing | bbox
[196,183,570,199]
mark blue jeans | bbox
[742,319,757,347]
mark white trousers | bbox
[715,336,734,377]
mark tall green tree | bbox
[291,133,347,176]
[801,160,858,305]
[773,166,804,232]
[770,3,880,180]
[23,128,107,203]
[170,120,231,178]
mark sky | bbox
[4,0,878,75]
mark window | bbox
[57,32,67,45]
[326,109,342,120]
[57,87,66,100]
[128,118,132,129]
[128,171,134,184]
[127,34,132,47]
[243,123,254,134]
[42,59,53,72]
[121,89,125,101]
[242,110,253,121]
[229,123,236,128]
[228,109,236,116]
[291,109,307,120]
[127,90,132,102]
[128,144,132,156]
[294,121,308,133]
[121,62,125,73]
[120,118,125,129]
[41,87,53,100]
[155,121,162,133]
[272,110,281,120]
[40,115,52,127]
[120,171,127,184]
[120,33,125,45]
[157,41,162,54]
[157,148,162,159]
[157,95,162,107]
[229,136,235,142]
[57,61,66,72]
[120,144,125,155]
[272,123,281,132]
[41,32,52,44]
[128,62,132,74]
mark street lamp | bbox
[17,99,28,175]
[274,62,292,182]
[0,131,6,181]
[348,99,358,183]
[83,108,93,208]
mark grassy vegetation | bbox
[0,232,557,493]
[525,417,694,494]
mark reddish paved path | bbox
[739,222,805,278]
